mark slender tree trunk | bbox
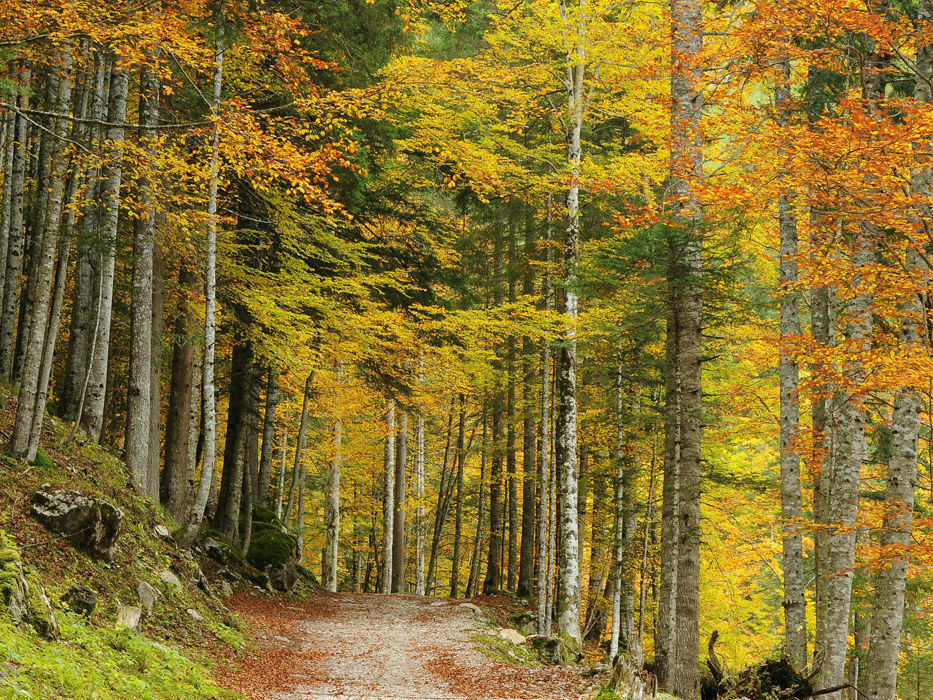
[80,66,128,442]
[518,214,537,598]
[275,427,287,521]
[323,416,342,592]
[148,249,164,496]
[484,390,504,594]
[392,408,408,593]
[381,398,396,594]
[182,40,223,540]
[553,0,584,641]
[466,400,488,598]
[415,358,426,595]
[610,360,627,662]
[0,68,31,381]
[126,60,160,498]
[776,55,807,668]
[257,368,279,502]
[296,457,306,563]
[450,395,466,597]
[537,197,553,634]
[8,49,72,461]
[284,372,314,523]
[428,397,456,593]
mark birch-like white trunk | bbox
[323,417,341,592]
[184,41,223,540]
[415,359,426,595]
[537,196,553,635]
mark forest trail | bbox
[225,592,599,700]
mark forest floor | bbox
[220,592,603,700]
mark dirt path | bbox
[223,592,600,700]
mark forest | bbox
[0,0,931,699]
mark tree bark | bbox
[381,398,396,594]
[80,66,128,442]
[450,395,466,597]
[182,40,224,541]
[323,416,342,592]
[415,358,426,595]
[126,60,160,498]
[392,408,408,593]
[8,49,72,461]
[257,368,279,503]
[537,196,553,634]
[284,372,314,523]
[669,0,704,694]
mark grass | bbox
[0,612,236,699]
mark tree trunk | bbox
[284,372,314,523]
[8,49,72,461]
[126,60,160,498]
[323,416,342,592]
[392,408,408,593]
[466,400,488,598]
[148,248,164,497]
[215,341,253,537]
[484,389,504,594]
[428,396,456,594]
[381,398,396,594]
[537,197,553,634]
[450,395,466,597]
[163,271,196,520]
[415,359,426,595]
[182,40,223,540]
[80,66,128,442]
[257,368,279,503]
[553,0,584,641]
[669,0,704,694]
[518,213,537,598]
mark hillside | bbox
[0,385,271,699]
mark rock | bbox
[458,602,482,616]
[31,488,123,561]
[219,580,233,597]
[497,627,526,645]
[526,634,581,665]
[203,537,232,565]
[158,570,182,593]
[0,530,59,638]
[585,662,611,677]
[153,525,172,541]
[511,611,536,635]
[61,585,96,617]
[186,608,203,622]
[267,563,297,592]
[137,581,159,613]
[116,605,142,629]
[430,601,447,607]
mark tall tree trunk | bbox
[126,60,160,498]
[182,40,223,540]
[80,66,128,442]
[275,427,287,521]
[610,360,628,662]
[776,55,807,668]
[148,248,164,497]
[381,398,396,594]
[428,396,456,594]
[163,270,196,520]
[415,358,426,595]
[215,341,252,537]
[507,219,518,591]
[554,0,584,642]
[392,408,408,593]
[450,395,466,597]
[466,403,487,598]
[323,416,341,592]
[518,214,537,598]
[669,0,704,694]
[537,196,553,634]
[8,49,72,460]
[0,68,31,382]
[257,368,279,502]
[484,390,504,594]
[284,372,314,523]
[862,12,929,696]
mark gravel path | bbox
[261,593,598,700]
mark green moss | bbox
[252,505,277,524]
[0,613,236,699]
[472,632,538,666]
[31,449,55,471]
[246,529,295,569]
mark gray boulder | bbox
[31,487,122,561]
[137,581,158,613]
[0,531,58,638]
[116,605,142,629]
[61,585,97,617]
[158,570,182,593]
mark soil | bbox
[221,592,602,700]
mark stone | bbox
[203,537,232,565]
[61,585,96,617]
[266,562,297,592]
[137,581,158,613]
[153,525,172,541]
[186,608,203,622]
[430,601,447,607]
[511,611,536,635]
[527,634,580,665]
[458,602,482,616]
[158,570,182,593]
[219,580,233,597]
[31,488,123,561]
[497,627,526,645]
[0,530,59,638]
[116,605,142,629]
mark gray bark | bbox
[537,196,553,635]
[323,416,341,592]
[8,49,72,461]
[284,372,314,523]
[392,408,407,593]
[79,66,128,442]
[257,368,279,502]
[126,60,160,498]
[381,398,395,594]
[415,358,426,595]
[450,396,465,597]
